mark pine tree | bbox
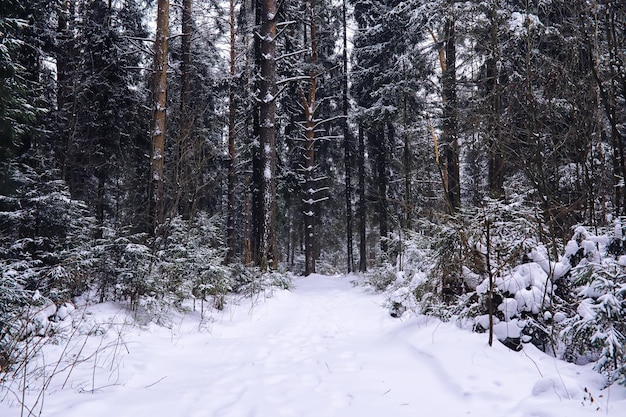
[149,0,170,234]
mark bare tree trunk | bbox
[57,0,79,197]
[258,0,278,270]
[177,0,193,219]
[487,1,504,199]
[442,14,460,211]
[358,124,367,272]
[376,123,391,255]
[250,0,263,265]
[149,0,169,234]
[605,4,626,215]
[485,215,494,347]
[342,0,354,273]
[401,94,412,229]
[226,0,238,264]
[300,0,319,276]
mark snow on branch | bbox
[275,49,308,62]
[277,75,311,85]
[302,197,329,205]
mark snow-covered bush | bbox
[411,199,543,322]
[0,266,30,369]
[159,213,230,309]
[0,160,96,301]
[93,213,231,313]
[561,223,626,385]
[0,157,96,369]
[410,210,626,385]
[365,264,398,291]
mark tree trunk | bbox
[57,0,77,187]
[226,0,237,264]
[402,95,412,229]
[177,0,193,219]
[342,0,353,273]
[442,15,460,211]
[606,5,626,215]
[487,1,504,199]
[251,0,263,264]
[301,0,320,276]
[258,0,278,270]
[375,123,390,255]
[95,168,106,240]
[149,0,169,234]
[358,124,367,272]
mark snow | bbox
[509,12,542,38]
[577,298,597,321]
[2,274,625,417]
[529,246,571,280]
[498,262,548,296]
[493,318,525,339]
[498,297,518,320]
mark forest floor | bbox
[2,274,626,417]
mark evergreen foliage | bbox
[563,223,626,385]
[2,0,626,390]
[0,0,44,161]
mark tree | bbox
[0,0,45,161]
[177,0,194,220]
[351,0,431,262]
[258,0,278,270]
[342,0,354,272]
[485,0,505,199]
[149,0,170,234]
[226,0,238,263]
[61,0,149,236]
[441,4,460,211]
[357,125,367,271]
[298,0,326,276]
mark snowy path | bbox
[2,274,625,416]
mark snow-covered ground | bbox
[2,274,625,416]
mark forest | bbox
[1,0,626,391]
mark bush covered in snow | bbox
[560,223,626,385]
[0,158,95,369]
[377,201,626,386]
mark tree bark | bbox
[226,0,237,263]
[177,0,193,219]
[342,0,354,272]
[442,15,460,211]
[149,0,169,234]
[300,0,320,276]
[251,0,263,264]
[375,123,390,255]
[358,124,367,272]
[258,0,278,270]
[487,1,504,199]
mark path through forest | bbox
[2,274,624,416]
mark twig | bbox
[145,376,167,388]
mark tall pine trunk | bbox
[342,0,354,272]
[177,0,193,219]
[250,0,263,265]
[442,15,460,211]
[301,0,319,276]
[258,0,278,270]
[487,1,504,199]
[149,0,169,234]
[226,0,237,263]
[358,124,367,272]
